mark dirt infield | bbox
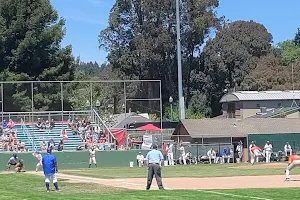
[17,171,300,190]
[230,163,287,169]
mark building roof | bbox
[220,91,300,103]
[250,107,300,118]
[173,118,300,138]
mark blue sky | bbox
[51,0,300,64]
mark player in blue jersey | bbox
[42,148,60,192]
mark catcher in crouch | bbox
[15,159,25,172]
[285,150,300,181]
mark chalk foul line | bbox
[197,190,273,200]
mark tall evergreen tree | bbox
[0,0,75,111]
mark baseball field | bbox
[1,163,300,200]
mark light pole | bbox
[169,96,173,121]
[176,0,185,120]
[85,100,90,111]
[96,100,100,113]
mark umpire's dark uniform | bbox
[146,144,164,190]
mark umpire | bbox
[146,144,165,190]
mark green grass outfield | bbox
[60,163,296,179]
[0,173,299,200]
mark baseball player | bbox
[15,159,25,172]
[207,148,216,164]
[222,147,231,164]
[6,153,18,170]
[250,145,262,165]
[166,143,174,165]
[236,141,243,163]
[264,141,273,163]
[89,147,97,168]
[178,144,187,165]
[42,148,60,192]
[248,141,256,163]
[136,152,144,167]
[284,142,292,157]
[32,151,43,172]
[285,150,300,181]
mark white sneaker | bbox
[285,178,290,181]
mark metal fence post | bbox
[159,80,163,148]
[123,81,127,117]
[60,82,64,122]
[1,83,3,122]
[31,82,34,122]
[90,82,93,112]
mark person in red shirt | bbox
[250,145,262,165]
[285,150,300,181]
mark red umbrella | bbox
[138,124,161,131]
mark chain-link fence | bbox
[0,80,162,125]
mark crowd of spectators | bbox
[0,119,28,152]
[36,118,55,129]
[68,117,108,151]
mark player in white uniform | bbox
[178,144,187,165]
[284,142,292,157]
[207,148,216,164]
[89,147,97,168]
[136,152,145,167]
[264,141,273,163]
[248,141,255,163]
[32,151,43,172]
[236,141,243,163]
[166,143,174,165]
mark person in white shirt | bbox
[32,151,42,172]
[136,152,145,167]
[284,142,292,156]
[249,141,255,163]
[207,148,216,164]
[89,147,97,168]
[166,143,174,165]
[264,141,273,163]
[178,144,187,165]
[236,141,243,163]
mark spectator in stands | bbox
[2,120,7,129]
[7,119,15,129]
[41,119,46,129]
[17,140,27,152]
[67,116,73,128]
[87,137,93,148]
[50,119,55,129]
[57,139,64,151]
[61,129,68,140]
[48,138,55,150]
[45,120,50,129]
[40,140,47,151]
[36,118,42,129]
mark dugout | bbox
[248,133,300,152]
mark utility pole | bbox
[176,0,185,120]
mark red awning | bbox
[138,124,161,131]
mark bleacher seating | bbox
[16,123,82,151]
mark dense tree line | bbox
[1,0,300,119]
[99,0,300,118]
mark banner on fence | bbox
[142,135,153,150]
